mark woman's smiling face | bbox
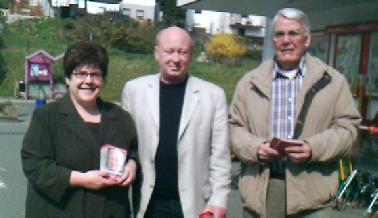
[66,65,104,107]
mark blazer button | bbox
[151,160,154,164]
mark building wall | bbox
[244,28,264,37]
[122,0,155,6]
[29,0,55,17]
[187,9,265,38]
[186,9,232,34]
[87,1,119,14]
[51,0,158,21]
[119,3,156,21]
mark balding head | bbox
[154,26,193,84]
[155,26,193,49]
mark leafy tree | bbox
[59,15,158,54]
[0,42,6,83]
[0,0,13,8]
[205,33,247,64]
[111,19,157,54]
[159,0,186,27]
[61,15,115,44]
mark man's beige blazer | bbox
[122,73,231,218]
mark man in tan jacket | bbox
[229,8,361,218]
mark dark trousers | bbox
[145,197,184,218]
[243,178,336,218]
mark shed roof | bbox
[26,50,64,62]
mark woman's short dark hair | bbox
[63,41,109,80]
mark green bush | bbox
[111,20,157,54]
[1,17,261,102]
[244,48,262,60]
[59,15,158,54]
[205,33,247,65]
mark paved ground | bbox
[0,100,34,218]
[0,99,373,218]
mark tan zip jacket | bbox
[229,53,361,217]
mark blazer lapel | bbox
[146,75,160,129]
[178,76,199,141]
[58,95,100,160]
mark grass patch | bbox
[0,18,260,103]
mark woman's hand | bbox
[70,170,119,190]
[117,159,137,187]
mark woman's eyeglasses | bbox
[72,71,103,80]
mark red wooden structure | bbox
[24,50,63,99]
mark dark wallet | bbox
[270,138,302,155]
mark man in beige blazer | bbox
[122,27,231,218]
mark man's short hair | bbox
[272,8,311,34]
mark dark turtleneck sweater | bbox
[153,77,188,199]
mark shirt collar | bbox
[274,57,306,80]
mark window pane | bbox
[122,8,130,16]
[367,32,378,95]
[335,35,361,87]
[308,32,329,63]
[136,9,144,18]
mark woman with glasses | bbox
[21,41,138,218]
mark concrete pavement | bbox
[0,101,32,218]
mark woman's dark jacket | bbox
[21,95,138,218]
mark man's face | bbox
[272,15,311,69]
[108,149,124,172]
[155,28,192,84]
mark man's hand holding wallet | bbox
[270,138,312,163]
[257,138,312,163]
[270,138,303,155]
